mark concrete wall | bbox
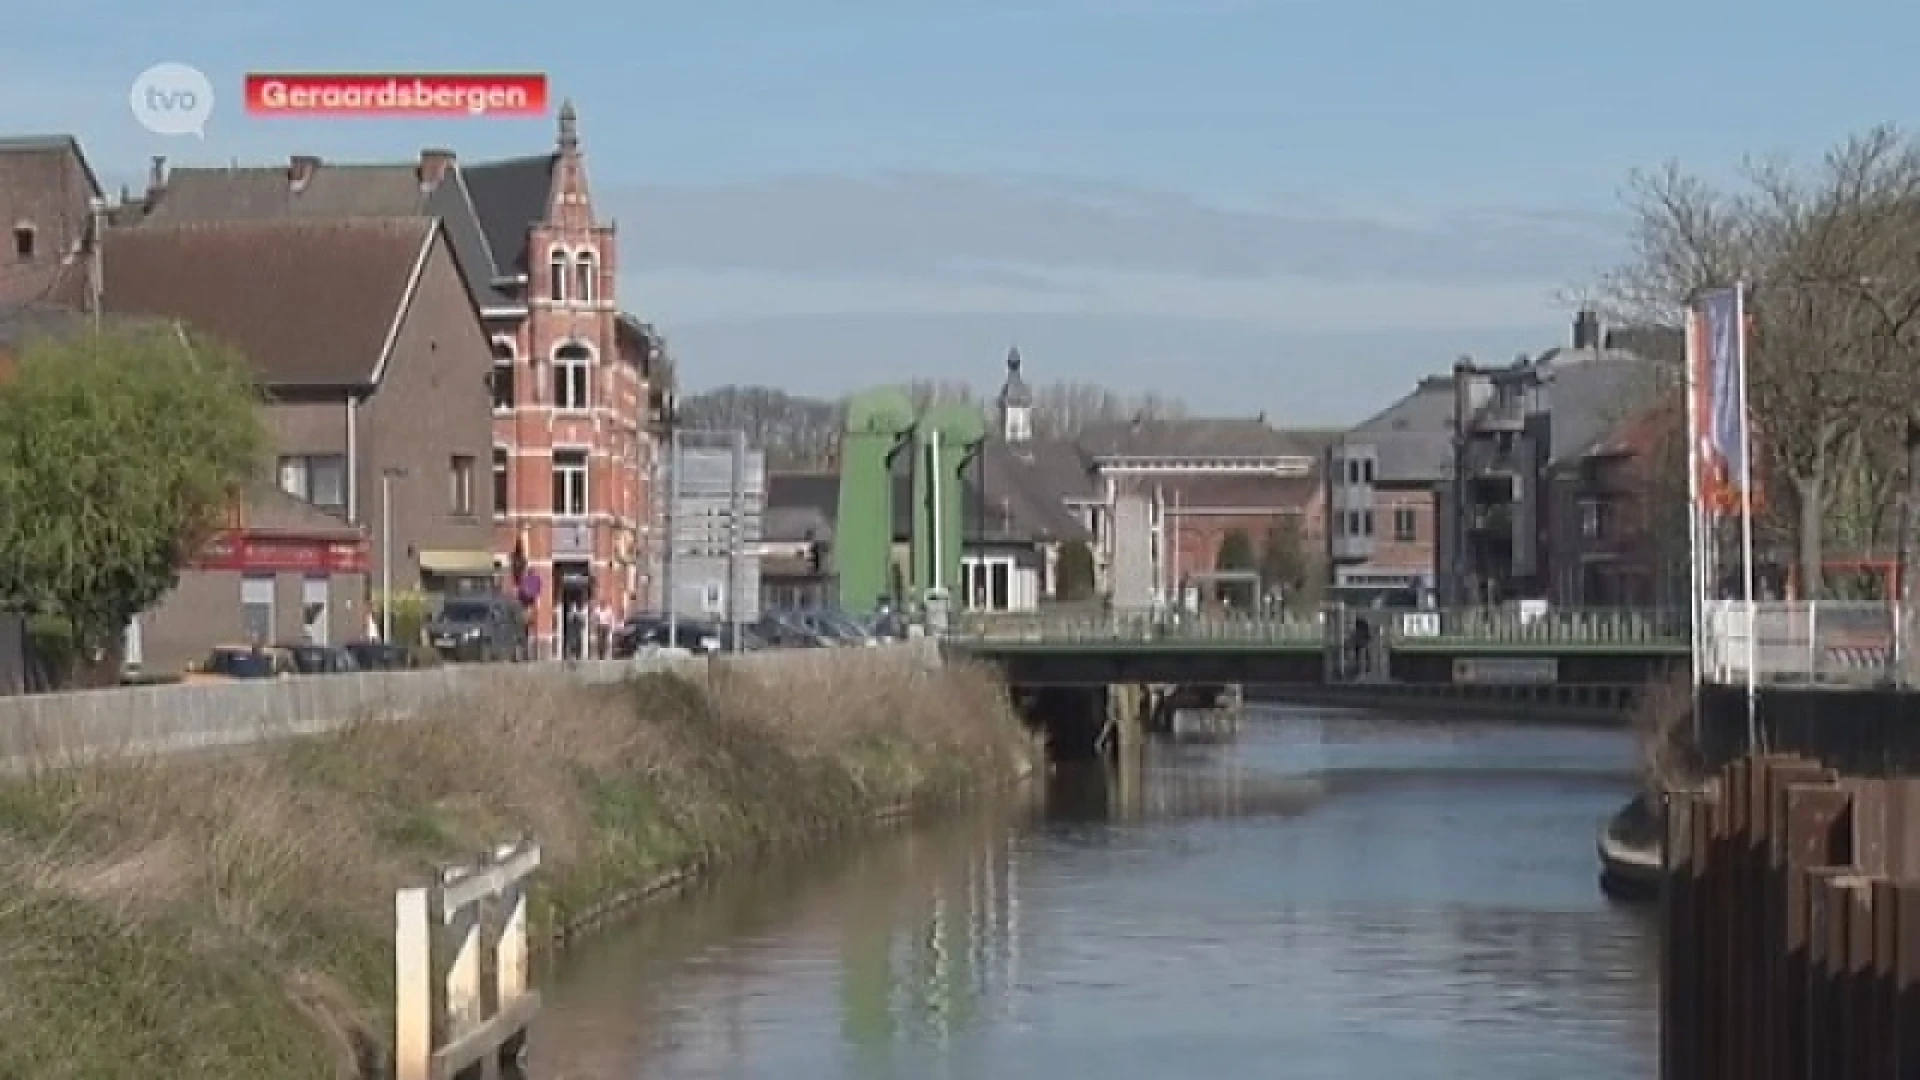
[0,642,938,771]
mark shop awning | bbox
[418,549,498,575]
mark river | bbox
[530,705,1661,1079]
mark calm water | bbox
[530,707,1661,1079]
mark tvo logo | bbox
[130,63,215,137]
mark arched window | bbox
[547,247,569,303]
[574,249,597,305]
[552,342,592,411]
[490,338,516,411]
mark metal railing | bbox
[1701,600,1897,687]
[948,606,1688,649]
[950,610,1324,645]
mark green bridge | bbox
[945,606,1688,687]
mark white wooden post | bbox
[394,886,434,1080]
[395,839,541,1080]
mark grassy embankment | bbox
[0,647,1032,1079]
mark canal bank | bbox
[0,647,1033,1080]
[531,704,1662,1079]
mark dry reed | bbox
[0,648,1029,1079]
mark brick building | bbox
[0,135,97,308]
[1546,401,1687,608]
[128,104,667,652]
[466,102,660,650]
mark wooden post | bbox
[394,838,542,1080]
[394,886,434,1080]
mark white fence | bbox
[1701,601,1898,686]
[395,838,540,1080]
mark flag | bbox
[1691,286,1753,515]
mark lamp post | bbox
[380,466,410,643]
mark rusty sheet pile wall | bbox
[1663,754,1920,1079]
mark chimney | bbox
[288,155,321,193]
[418,148,455,191]
[1572,309,1601,350]
[145,155,167,205]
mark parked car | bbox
[612,615,726,656]
[755,612,835,649]
[345,641,421,671]
[785,608,879,646]
[424,597,526,663]
[280,643,361,675]
[184,644,297,682]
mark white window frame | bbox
[1004,405,1031,442]
[491,337,517,413]
[573,247,598,306]
[449,454,476,516]
[1392,507,1417,543]
[491,445,510,517]
[961,554,1017,612]
[552,446,590,518]
[551,341,593,412]
[547,245,570,304]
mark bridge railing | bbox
[949,605,1688,648]
[949,609,1324,645]
[1376,606,1687,647]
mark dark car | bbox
[755,612,836,649]
[345,641,420,671]
[279,643,361,675]
[614,615,769,657]
[424,596,527,663]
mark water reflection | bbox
[533,708,1659,1080]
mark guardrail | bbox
[950,606,1688,649]
[396,838,540,1080]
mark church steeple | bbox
[996,346,1033,444]
[557,99,579,153]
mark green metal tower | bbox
[910,402,988,604]
[835,387,916,613]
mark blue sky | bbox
[6,0,1914,423]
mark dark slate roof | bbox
[461,154,556,275]
[976,442,1091,543]
[1077,416,1322,460]
[1536,347,1672,465]
[102,218,438,389]
[136,162,512,308]
[1344,375,1457,485]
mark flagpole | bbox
[1684,306,1707,703]
[1735,283,1761,750]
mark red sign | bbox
[190,532,369,575]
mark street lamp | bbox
[380,465,410,642]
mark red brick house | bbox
[464,102,658,649]
[1548,400,1687,609]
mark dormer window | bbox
[574,249,597,305]
[547,247,569,303]
[12,224,34,261]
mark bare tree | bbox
[1591,126,1920,594]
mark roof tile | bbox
[102,217,435,388]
